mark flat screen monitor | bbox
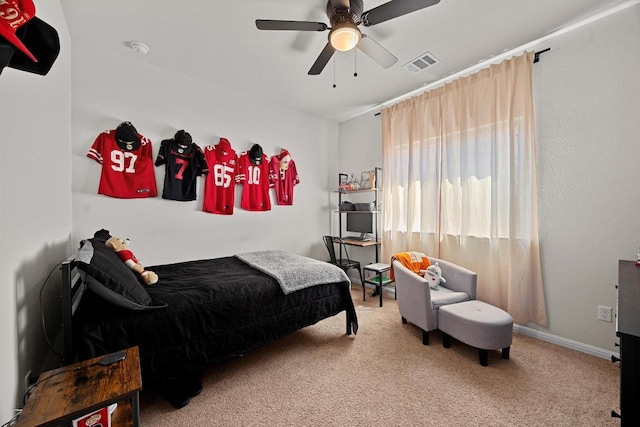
[346,213,373,239]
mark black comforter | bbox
[73,256,357,384]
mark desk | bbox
[17,346,142,427]
[363,263,394,307]
[341,238,380,247]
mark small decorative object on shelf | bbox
[339,201,356,211]
[349,173,360,190]
[636,248,640,266]
[73,404,116,427]
[339,173,349,189]
[360,170,376,189]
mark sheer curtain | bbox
[381,51,547,326]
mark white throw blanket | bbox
[235,250,350,294]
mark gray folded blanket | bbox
[235,250,350,294]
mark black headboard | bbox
[60,254,87,365]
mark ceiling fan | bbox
[256,0,440,75]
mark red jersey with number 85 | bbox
[202,138,238,215]
[87,130,157,198]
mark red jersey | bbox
[202,138,238,215]
[270,153,300,205]
[87,130,157,198]
[236,151,272,211]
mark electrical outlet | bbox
[598,305,612,322]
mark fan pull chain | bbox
[354,48,358,77]
[333,55,337,88]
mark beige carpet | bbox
[138,286,620,426]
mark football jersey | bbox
[87,129,157,198]
[270,155,300,206]
[202,138,238,215]
[236,151,272,211]
[155,139,207,201]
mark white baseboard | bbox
[513,324,619,361]
[358,281,620,361]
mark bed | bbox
[61,230,358,405]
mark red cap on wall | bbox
[0,0,38,62]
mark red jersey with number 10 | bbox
[236,151,272,211]
[87,130,157,198]
[202,138,238,215]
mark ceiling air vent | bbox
[402,52,439,74]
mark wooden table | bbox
[341,238,380,247]
[17,346,142,427]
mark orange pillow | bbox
[390,252,430,280]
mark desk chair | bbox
[323,236,364,285]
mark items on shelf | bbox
[339,201,356,211]
[338,170,376,191]
[348,173,360,190]
[339,173,349,189]
[360,169,376,189]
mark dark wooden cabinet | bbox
[616,260,640,425]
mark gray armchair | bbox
[394,257,477,345]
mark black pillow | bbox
[76,238,165,310]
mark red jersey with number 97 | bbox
[202,138,238,215]
[87,130,157,198]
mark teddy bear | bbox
[424,262,447,290]
[105,236,158,285]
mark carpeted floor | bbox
[137,286,620,426]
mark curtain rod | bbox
[374,48,551,116]
[533,48,551,63]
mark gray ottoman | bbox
[438,300,513,366]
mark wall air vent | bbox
[402,52,439,74]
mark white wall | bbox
[338,4,640,352]
[69,43,338,265]
[0,1,72,418]
[530,4,640,350]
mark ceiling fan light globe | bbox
[329,25,361,52]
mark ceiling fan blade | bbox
[308,43,336,75]
[255,20,328,32]
[361,0,440,26]
[357,34,397,69]
[329,0,350,11]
